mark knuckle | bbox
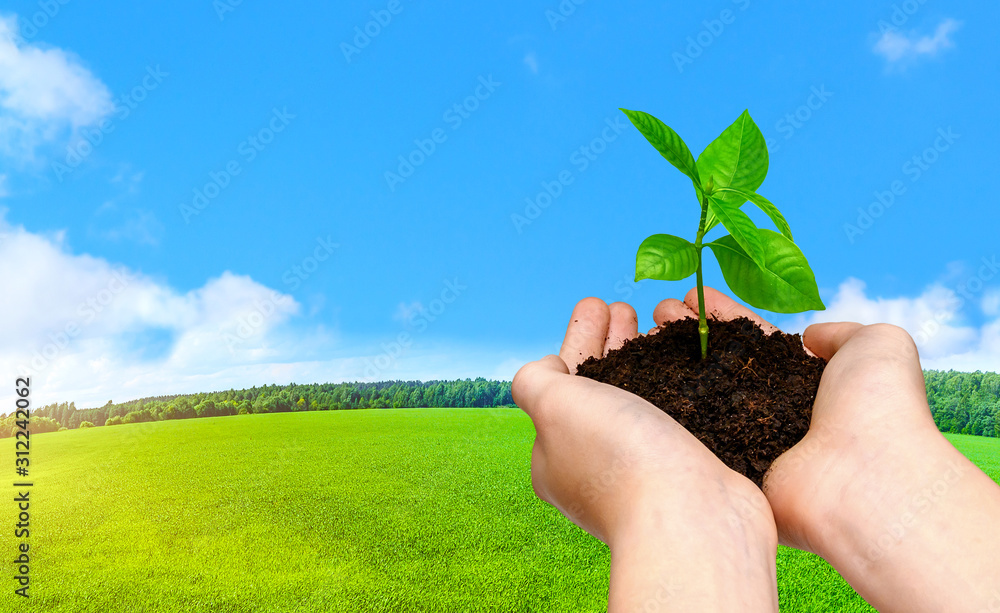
[862,323,919,355]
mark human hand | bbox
[513,297,779,612]
[685,287,1000,613]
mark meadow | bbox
[2,410,997,612]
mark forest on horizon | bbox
[3,370,999,439]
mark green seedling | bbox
[620,108,825,358]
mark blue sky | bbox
[1,0,999,407]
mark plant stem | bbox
[694,198,710,359]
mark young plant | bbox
[620,108,825,358]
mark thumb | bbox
[512,355,570,418]
[802,322,865,361]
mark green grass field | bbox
[2,410,997,612]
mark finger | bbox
[559,297,611,373]
[512,354,570,418]
[683,286,779,334]
[652,298,696,328]
[801,322,865,361]
[604,302,638,355]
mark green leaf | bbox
[635,234,699,282]
[706,230,825,313]
[697,109,768,202]
[620,109,702,195]
[706,195,766,270]
[714,187,793,241]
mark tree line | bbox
[925,370,1000,437]
[0,379,514,437]
[3,371,999,439]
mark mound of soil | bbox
[575,317,825,487]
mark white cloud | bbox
[86,170,162,244]
[0,214,305,406]
[110,166,144,192]
[90,201,164,246]
[0,14,113,158]
[982,289,1000,318]
[0,216,517,409]
[924,319,1000,373]
[523,52,539,74]
[874,18,961,65]
[785,278,1000,372]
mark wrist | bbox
[607,472,778,612]
[802,429,1000,612]
[802,423,953,562]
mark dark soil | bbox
[575,317,825,487]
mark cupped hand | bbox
[685,287,1000,613]
[513,296,779,611]
[760,318,940,552]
